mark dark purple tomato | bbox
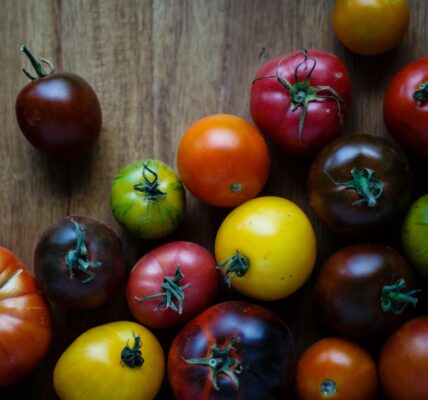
[34,216,125,309]
[315,244,419,340]
[15,45,101,160]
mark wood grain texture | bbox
[1,0,428,399]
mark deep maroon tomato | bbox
[15,45,101,159]
[250,49,351,155]
[315,244,418,340]
[34,216,125,309]
[384,56,428,156]
[168,301,294,400]
[126,241,218,329]
[379,316,428,400]
[308,133,412,236]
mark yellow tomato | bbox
[333,0,410,56]
[54,321,165,400]
[215,196,316,300]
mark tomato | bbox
[110,159,185,239]
[177,114,270,207]
[315,244,418,340]
[333,0,410,56]
[54,321,164,400]
[126,241,218,329]
[34,216,125,309]
[379,316,428,400]
[0,247,52,387]
[295,337,378,400]
[384,56,428,156]
[168,301,294,400]
[15,45,101,159]
[215,196,316,300]
[250,49,351,155]
[308,134,412,236]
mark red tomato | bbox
[126,241,218,329]
[177,114,270,207]
[295,337,378,400]
[384,56,428,156]
[0,247,52,387]
[379,316,428,400]
[250,49,351,155]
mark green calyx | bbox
[134,265,190,314]
[381,279,421,315]
[413,81,428,102]
[320,379,336,396]
[133,163,166,201]
[65,219,102,283]
[216,250,249,287]
[20,45,54,80]
[121,333,144,368]
[184,338,242,391]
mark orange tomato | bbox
[177,114,270,207]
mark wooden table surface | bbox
[2,1,428,399]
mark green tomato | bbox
[402,194,428,276]
[110,159,185,239]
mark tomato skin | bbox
[34,216,125,309]
[54,321,165,400]
[295,337,378,400]
[215,196,316,301]
[177,114,270,207]
[0,247,52,387]
[384,57,428,156]
[110,159,186,239]
[250,50,351,155]
[379,316,428,400]
[126,241,218,329]
[168,301,294,400]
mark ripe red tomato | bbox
[177,114,270,207]
[379,316,428,400]
[295,337,378,400]
[126,241,218,329]
[168,301,294,400]
[15,45,101,159]
[384,56,428,156]
[0,247,52,387]
[250,49,351,155]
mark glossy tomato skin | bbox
[0,247,52,387]
[177,114,270,207]
[168,301,294,400]
[308,134,412,236]
[315,244,417,340]
[333,0,410,56]
[126,241,218,329]
[379,316,428,400]
[296,337,378,400]
[250,50,351,155]
[34,216,125,309]
[384,57,428,156]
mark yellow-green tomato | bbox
[402,194,428,276]
[215,196,317,300]
[110,159,185,239]
[54,321,165,400]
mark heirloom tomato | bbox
[34,216,125,309]
[126,241,218,329]
[308,134,412,236]
[54,321,164,400]
[315,244,418,339]
[250,49,351,155]
[110,159,185,239]
[296,337,378,400]
[177,114,270,207]
[0,247,52,387]
[15,45,101,159]
[215,196,316,300]
[168,301,294,400]
[384,56,428,155]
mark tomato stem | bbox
[133,163,167,201]
[216,250,249,287]
[134,265,190,314]
[320,379,336,396]
[121,332,144,368]
[413,81,428,102]
[381,279,420,315]
[20,45,54,80]
[184,338,242,391]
